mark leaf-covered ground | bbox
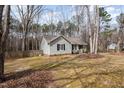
[2,53,124,87]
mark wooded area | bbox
[0,5,124,83]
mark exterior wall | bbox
[40,37,50,55]
[50,37,72,55]
[108,43,117,50]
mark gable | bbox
[43,35,87,45]
[49,36,72,55]
[48,36,71,46]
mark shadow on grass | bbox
[51,57,124,87]
[3,54,118,87]
[43,56,118,87]
[38,55,110,71]
[2,54,79,83]
[25,54,113,87]
[5,69,35,81]
[57,68,124,88]
[33,54,82,70]
[1,69,53,88]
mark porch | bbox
[72,44,87,54]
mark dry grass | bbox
[2,53,124,87]
[5,55,75,74]
[0,71,53,88]
[51,53,124,87]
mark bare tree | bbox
[0,5,10,80]
[16,5,44,52]
[94,5,99,54]
[116,13,124,53]
[85,5,99,54]
[85,5,93,53]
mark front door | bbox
[72,45,78,54]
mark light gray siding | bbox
[50,37,72,55]
[40,37,50,55]
[108,43,117,50]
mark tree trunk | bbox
[0,5,4,41]
[86,5,99,54]
[92,29,96,53]
[0,5,10,80]
[117,37,121,53]
[35,39,37,50]
[0,53,5,80]
[86,6,93,54]
[22,29,25,51]
[32,37,33,50]
[0,5,4,80]
[16,37,18,51]
[117,28,121,53]
[94,5,99,54]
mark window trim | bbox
[57,44,65,51]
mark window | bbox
[61,44,65,50]
[57,44,65,51]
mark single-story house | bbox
[107,43,117,52]
[40,35,87,55]
[107,43,117,50]
[107,42,124,52]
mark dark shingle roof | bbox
[43,35,58,43]
[65,37,87,45]
[43,35,87,45]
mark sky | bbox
[41,5,124,26]
[11,5,124,27]
[40,5,73,24]
[104,5,124,25]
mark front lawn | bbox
[1,53,124,87]
[5,55,75,74]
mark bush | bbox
[5,50,43,59]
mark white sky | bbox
[10,5,124,27]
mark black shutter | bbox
[64,44,65,50]
[57,44,60,51]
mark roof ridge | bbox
[43,35,87,45]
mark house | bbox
[108,43,117,50]
[40,35,87,55]
[107,43,117,52]
[107,42,124,52]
